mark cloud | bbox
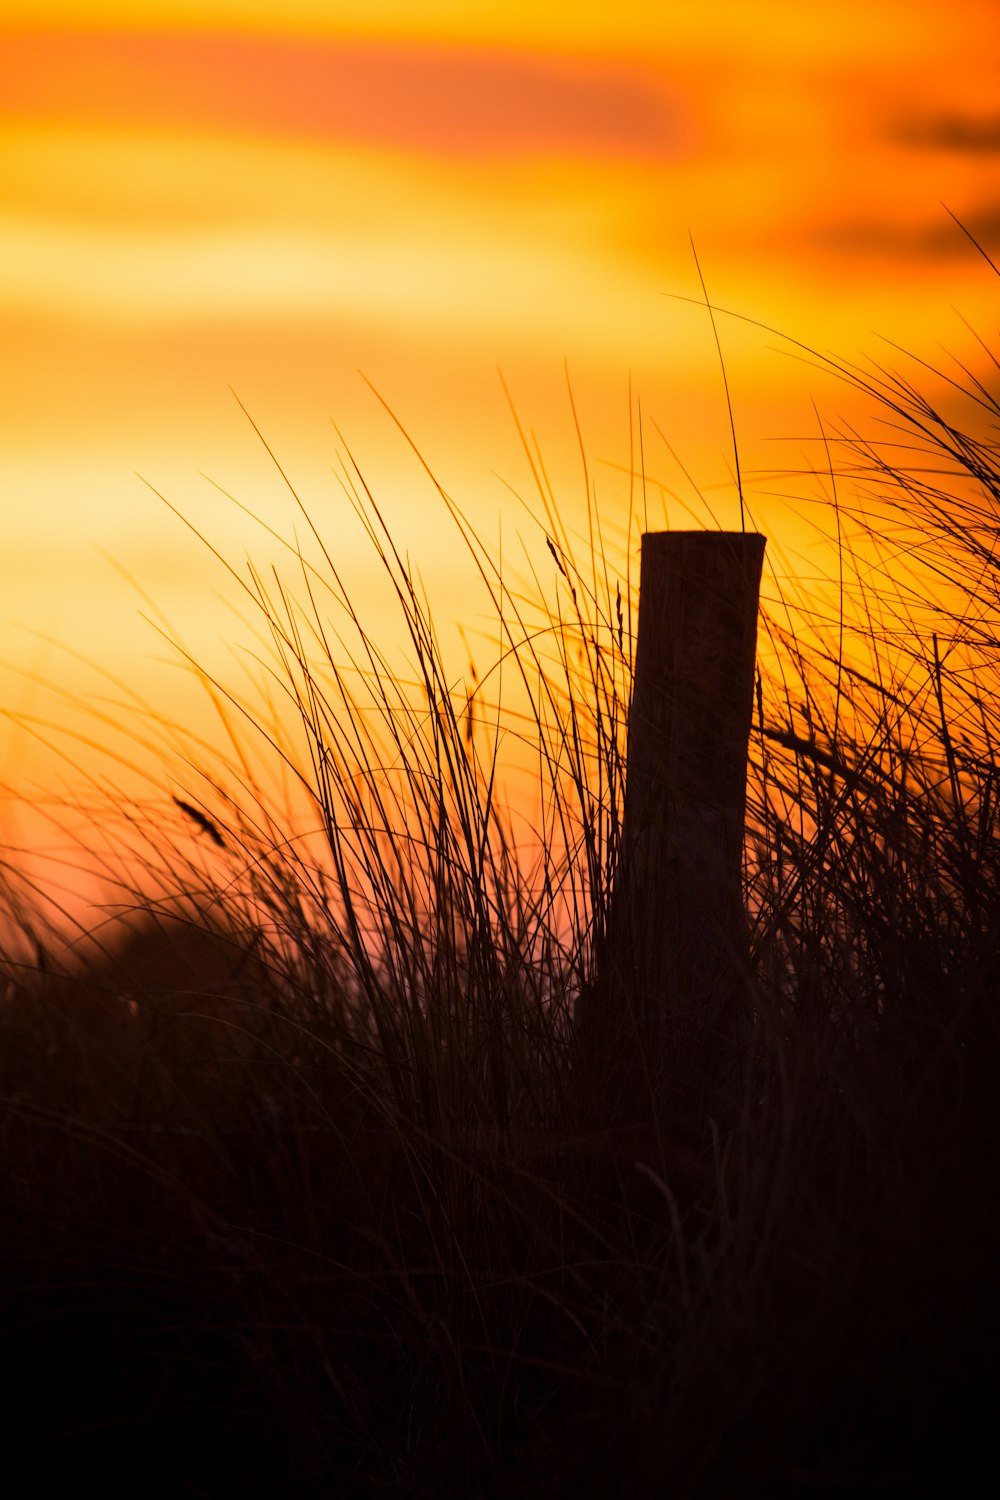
[1,30,686,162]
[807,204,1000,262]
[894,113,1000,154]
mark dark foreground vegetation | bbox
[2,306,999,1495]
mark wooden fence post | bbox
[590,530,766,1121]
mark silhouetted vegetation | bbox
[2,297,998,1495]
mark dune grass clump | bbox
[2,305,999,1494]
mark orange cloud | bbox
[3,30,688,161]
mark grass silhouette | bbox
[1,298,999,1495]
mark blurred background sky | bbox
[2,0,1000,890]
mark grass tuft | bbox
[2,294,1000,1494]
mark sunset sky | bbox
[2,0,1000,888]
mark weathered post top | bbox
[627,530,766,851]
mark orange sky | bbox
[2,0,1000,908]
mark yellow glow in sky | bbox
[0,0,982,60]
